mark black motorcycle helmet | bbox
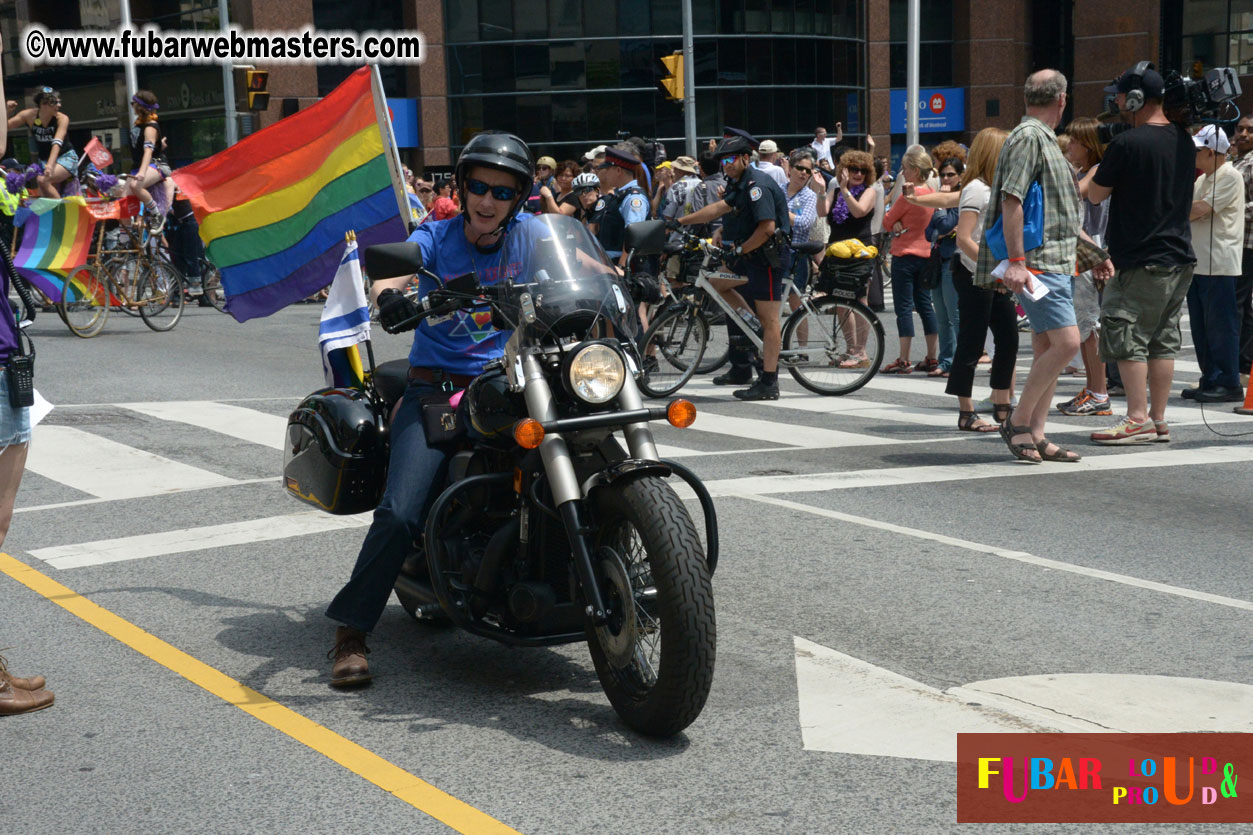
[454,131,534,236]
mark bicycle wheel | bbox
[695,305,730,374]
[638,304,708,398]
[781,296,885,395]
[136,259,185,331]
[201,258,227,311]
[57,265,110,338]
[104,256,142,316]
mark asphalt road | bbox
[3,301,1251,834]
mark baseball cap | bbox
[1193,123,1231,154]
[1104,65,1165,99]
[758,139,779,155]
[672,155,699,175]
[536,156,557,169]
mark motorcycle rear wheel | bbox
[587,476,715,737]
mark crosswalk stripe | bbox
[688,411,901,448]
[693,444,1253,498]
[123,401,288,450]
[28,510,373,570]
[25,425,237,500]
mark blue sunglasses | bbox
[465,178,520,201]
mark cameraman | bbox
[1087,65,1197,445]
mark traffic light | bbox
[245,69,269,111]
[660,52,683,102]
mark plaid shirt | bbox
[1232,147,1253,249]
[975,116,1080,286]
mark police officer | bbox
[590,143,651,270]
[678,132,792,400]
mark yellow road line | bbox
[0,552,522,835]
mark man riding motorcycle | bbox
[325,131,537,687]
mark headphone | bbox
[1121,61,1155,113]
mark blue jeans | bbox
[890,254,937,339]
[932,258,960,370]
[1187,273,1241,389]
[326,380,452,633]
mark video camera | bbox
[1163,67,1242,125]
[1101,63,1242,130]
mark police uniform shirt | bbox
[599,178,649,257]
[721,166,791,247]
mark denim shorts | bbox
[1016,272,1077,333]
[0,372,31,448]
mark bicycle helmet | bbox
[572,172,600,191]
[454,131,534,232]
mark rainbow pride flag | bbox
[13,196,98,303]
[173,66,408,322]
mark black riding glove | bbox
[377,288,420,334]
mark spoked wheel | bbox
[638,304,708,398]
[781,296,885,395]
[695,306,729,374]
[201,259,227,312]
[105,257,142,316]
[136,259,185,331]
[588,476,715,737]
[57,265,110,338]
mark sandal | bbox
[883,358,913,374]
[999,422,1041,463]
[958,410,998,433]
[928,366,950,377]
[914,356,939,373]
[991,403,1013,425]
[1035,437,1082,463]
[839,354,871,369]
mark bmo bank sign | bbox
[890,87,966,133]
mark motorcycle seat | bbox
[374,359,410,408]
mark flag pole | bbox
[346,228,378,383]
[368,64,414,236]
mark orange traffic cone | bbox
[1236,384,1253,416]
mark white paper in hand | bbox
[991,260,1049,300]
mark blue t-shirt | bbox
[405,214,533,376]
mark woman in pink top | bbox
[881,147,940,372]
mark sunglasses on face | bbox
[465,178,520,201]
[719,156,739,167]
[941,171,959,178]
[794,166,813,174]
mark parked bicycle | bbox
[638,230,884,398]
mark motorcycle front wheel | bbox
[587,476,715,737]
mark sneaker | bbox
[1153,420,1170,443]
[1058,389,1113,416]
[1091,415,1157,445]
[733,378,779,400]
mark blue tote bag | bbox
[984,181,1043,262]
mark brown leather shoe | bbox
[0,654,46,691]
[328,626,372,688]
[0,677,54,715]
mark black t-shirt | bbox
[558,190,586,222]
[1092,123,1197,270]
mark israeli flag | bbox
[318,237,371,389]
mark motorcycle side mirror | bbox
[623,219,667,257]
[364,242,424,281]
[445,272,479,295]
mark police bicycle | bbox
[637,229,884,397]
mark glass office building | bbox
[442,0,866,157]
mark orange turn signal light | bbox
[666,399,697,428]
[513,418,546,449]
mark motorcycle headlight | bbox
[566,342,626,405]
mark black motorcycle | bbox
[283,215,719,737]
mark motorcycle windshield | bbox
[503,213,639,341]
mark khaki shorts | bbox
[1072,271,1101,341]
[1098,263,1194,361]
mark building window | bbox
[1182,1,1253,76]
[888,0,953,88]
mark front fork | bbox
[520,353,660,625]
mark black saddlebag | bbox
[283,388,387,515]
